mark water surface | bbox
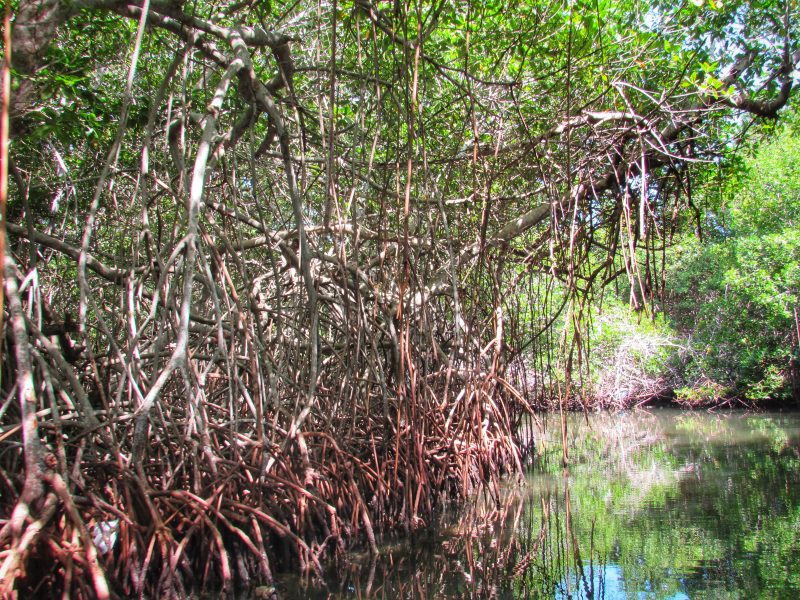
[275,409,800,599]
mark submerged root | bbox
[0,363,529,597]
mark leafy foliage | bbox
[666,123,800,401]
[2,0,799,596]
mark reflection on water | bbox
[274,409,800,599]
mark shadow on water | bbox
[268,409,800,599]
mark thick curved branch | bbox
[6,222,131,283]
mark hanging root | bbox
[0,304,530,598]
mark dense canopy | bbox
[1,0,798,596]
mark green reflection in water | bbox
[272,409,800,599]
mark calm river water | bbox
[274,409,800,599]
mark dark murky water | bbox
[274,409,800,599]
